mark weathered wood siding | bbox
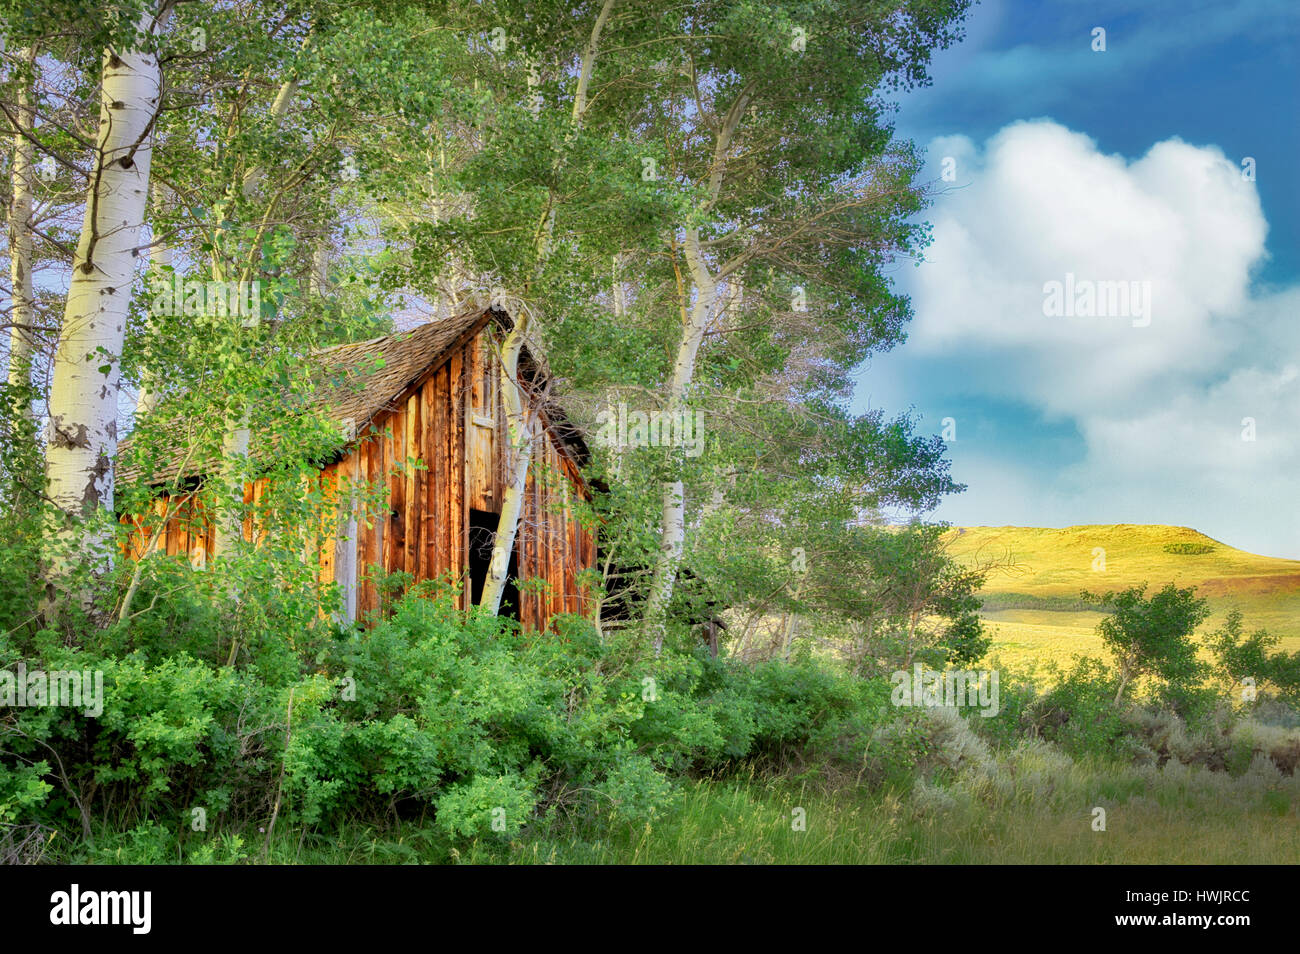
[122,325,594,631]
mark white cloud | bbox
[903,121,1300,557]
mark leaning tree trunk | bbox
[479,315,536,615]
[477,0,614,618]
[43,9,163,610]
[642,85,749,650]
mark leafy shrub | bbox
[5,579,924,857]
[1163,543,1215,555]
[1029,657,1140,761]
[967,668,1038,750]
[435,772,539,840]
[595,754,680,824]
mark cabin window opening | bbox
[468,509,520,621]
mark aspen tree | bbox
[6,46,36,421]
[479,0,617,615]
[43,5,167,608]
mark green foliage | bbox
[435,772,539,840]
[1163,543,1216,555]
[966,670,1039,751]
[1208,610,1300,705]
[0,760,52,829]
[1082,582,1211,703]
[1031,657,1138,761]
[2,578,910,859]
[809,522,987,673]
[594,754,679,825]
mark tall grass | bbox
[65,738,1297,864]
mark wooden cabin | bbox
[119,305,597,630]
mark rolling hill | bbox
[942,525,1300,671]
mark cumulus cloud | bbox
[896,121,1299,557]
[910,120,1267,410]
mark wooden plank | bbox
[359,431,376,617]
[175,493,191,558]
[538,449,552,627]
[565,499,577,616]
[548,457,561,624]
[540,454,551,628]
[496,356,508,506]
[149,498,166,557]
[165,501,180,557]
[518,468,530,629]
[450,347,465,609]
[318,464,337,586]
[429,366,446,583]
[447,357,459,602]
[537,455,549,627]
[189,494,208,569]
[537,450,548,629]
[527,457,541,630]
[375,427,388,611]
[205,500,217,567]
[467,331,498,513]
[404,393,420,582]
[385,406,405,578]
[420,370,436,585]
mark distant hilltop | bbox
[942,524,1300,640]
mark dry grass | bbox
[943,525,1300,674]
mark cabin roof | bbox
[119,304,585,486]
[311,305,495,438]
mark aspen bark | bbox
[479,1,615,617]
[644,86,752,648]
[7,48,37,420]
[479,315,535,615]
[645,228,717,649]
[43,9,164,605]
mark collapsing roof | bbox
[119,304,587,486]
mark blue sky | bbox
[858,0,1300,558]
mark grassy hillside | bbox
[943,525,1300,671]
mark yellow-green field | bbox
[944,525,1300,672]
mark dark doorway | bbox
[468,509,520,620]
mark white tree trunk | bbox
[479,3,613,618]
[7,49,37,419]
[44,9,164,601]
[645,229,716,648]
[641,84,751,648]
[479,318,535,615]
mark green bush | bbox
[1030,657,1140,761]
[4,578,922,859]
[435,772,539,840]
[1163,543,1216,555]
